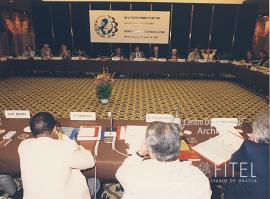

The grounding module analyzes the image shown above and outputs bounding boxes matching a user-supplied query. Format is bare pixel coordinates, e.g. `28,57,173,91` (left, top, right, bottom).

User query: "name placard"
112,57,121,61
4,110,30,119
177,59,186,62
70,112,96,121
211,118,239,127
220,60,229,64
146,114,173,123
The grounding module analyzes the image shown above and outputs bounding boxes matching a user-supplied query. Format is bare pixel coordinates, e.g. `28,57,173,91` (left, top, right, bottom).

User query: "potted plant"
95,68,115,104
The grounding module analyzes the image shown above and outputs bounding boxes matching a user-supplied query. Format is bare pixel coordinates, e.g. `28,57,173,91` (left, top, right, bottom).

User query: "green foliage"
96,81,112,99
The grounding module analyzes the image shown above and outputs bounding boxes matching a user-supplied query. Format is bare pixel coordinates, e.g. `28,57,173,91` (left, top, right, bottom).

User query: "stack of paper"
124,125,147,155
192,131,243,166
77,126,102,141
60,126,102,141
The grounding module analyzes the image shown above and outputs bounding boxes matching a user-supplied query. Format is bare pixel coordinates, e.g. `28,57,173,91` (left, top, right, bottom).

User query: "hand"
138,142,148,156
248,134,258,143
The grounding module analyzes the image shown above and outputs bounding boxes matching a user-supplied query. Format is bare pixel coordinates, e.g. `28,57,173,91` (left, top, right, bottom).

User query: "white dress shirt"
18,137,95,199
116,155,212,199
201,51,216,61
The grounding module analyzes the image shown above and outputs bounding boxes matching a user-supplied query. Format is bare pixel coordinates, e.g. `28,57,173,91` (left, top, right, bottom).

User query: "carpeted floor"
0,76,268,121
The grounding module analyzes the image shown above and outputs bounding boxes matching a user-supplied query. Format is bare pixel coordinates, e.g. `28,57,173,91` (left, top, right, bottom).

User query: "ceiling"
0,0,31,11
0,0,268,14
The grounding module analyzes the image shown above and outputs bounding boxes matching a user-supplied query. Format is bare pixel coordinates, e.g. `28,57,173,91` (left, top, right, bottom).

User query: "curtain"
1,10,35,57
252,16,269,57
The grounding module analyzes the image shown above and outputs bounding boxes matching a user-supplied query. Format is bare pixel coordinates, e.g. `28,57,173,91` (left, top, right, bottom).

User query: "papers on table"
125,125,147,155
77,126,101,141
192,134,243,166
192,118,244,166
60,126,102,141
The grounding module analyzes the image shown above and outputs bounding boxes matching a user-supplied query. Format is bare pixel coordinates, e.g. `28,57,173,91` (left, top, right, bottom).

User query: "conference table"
0,59,269,94
0,117,251,180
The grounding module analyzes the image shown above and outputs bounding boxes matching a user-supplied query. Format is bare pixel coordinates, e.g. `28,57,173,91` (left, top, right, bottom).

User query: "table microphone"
104,112,117,138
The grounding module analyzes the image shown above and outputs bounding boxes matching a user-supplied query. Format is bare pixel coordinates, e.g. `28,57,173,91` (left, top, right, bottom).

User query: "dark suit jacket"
130,51,145,59
225,140,269,199
150,52,159,59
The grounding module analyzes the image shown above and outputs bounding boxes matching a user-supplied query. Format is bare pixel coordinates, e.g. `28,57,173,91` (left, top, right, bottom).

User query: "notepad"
77,126,102,141
192,133,243,166
125,125,147,155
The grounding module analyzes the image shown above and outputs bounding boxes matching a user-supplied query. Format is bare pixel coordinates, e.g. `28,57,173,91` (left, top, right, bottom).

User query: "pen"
188,159,201,161
4,139,12,147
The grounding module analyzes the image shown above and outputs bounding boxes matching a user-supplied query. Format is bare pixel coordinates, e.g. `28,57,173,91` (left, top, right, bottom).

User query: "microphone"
104,112,117,138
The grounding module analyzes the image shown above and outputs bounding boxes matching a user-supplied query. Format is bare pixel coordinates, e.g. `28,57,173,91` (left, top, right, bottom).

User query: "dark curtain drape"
252,16,269,57
1,9,35,56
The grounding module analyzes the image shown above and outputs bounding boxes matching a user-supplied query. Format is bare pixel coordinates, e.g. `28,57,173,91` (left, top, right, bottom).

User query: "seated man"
40,43,53,59
201,48,216,62
116,121,212,199
168,48,178,61
150,46,160,59
73,48,88,59
224,112,269,199
59,44,71,60
257,50,269,67
22,45,35,59
18,112,96,199
130,46,145,60
111,47,125,60
242,50,256,63
188,47,202,61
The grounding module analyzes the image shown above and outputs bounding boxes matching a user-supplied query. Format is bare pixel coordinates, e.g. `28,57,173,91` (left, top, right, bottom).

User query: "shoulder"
18,138,35,153
180,161,208,179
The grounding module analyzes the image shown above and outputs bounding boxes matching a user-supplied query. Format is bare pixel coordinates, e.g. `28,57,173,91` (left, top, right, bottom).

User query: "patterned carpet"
0,76,268,121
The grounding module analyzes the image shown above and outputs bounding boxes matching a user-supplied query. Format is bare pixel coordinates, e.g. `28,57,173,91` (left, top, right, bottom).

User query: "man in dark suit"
130,46,145,60
111,48,125,60
225,112,269,199
150,46,160,59
257,50,269,67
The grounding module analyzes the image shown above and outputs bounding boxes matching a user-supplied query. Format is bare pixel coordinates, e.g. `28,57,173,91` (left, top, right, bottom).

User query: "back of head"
30,112,56,137
252,112,270,144
145,122,180,162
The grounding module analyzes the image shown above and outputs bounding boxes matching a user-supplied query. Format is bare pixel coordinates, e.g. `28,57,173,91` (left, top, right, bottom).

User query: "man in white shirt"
18,112,96,199
201,49,217,62
116,122,212,199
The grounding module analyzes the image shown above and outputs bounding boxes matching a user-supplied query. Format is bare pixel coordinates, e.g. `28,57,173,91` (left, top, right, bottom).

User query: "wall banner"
89,10,170,44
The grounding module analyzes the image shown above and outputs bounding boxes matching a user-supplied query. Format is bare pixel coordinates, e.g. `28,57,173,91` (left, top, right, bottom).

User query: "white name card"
71,57,80,60
220,60,229,63
158,58,167,62
70,112,96,121
104,131,117,137
177,59,186,62
198,59,207,63
112,57,120,61
4,110,30,119
211,118,239,127
146,114,173,123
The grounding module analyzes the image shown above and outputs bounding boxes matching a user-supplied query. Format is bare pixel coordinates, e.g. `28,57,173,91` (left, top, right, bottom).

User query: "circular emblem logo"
94,15,118,38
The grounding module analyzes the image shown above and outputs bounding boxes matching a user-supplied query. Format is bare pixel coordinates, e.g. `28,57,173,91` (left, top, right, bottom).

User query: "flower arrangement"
95,68,115,103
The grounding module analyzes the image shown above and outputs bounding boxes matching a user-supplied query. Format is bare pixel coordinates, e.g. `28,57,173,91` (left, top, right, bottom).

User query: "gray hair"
145,122,180,162
252,112,270,144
